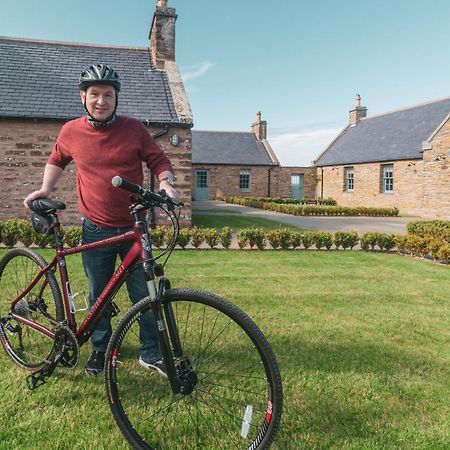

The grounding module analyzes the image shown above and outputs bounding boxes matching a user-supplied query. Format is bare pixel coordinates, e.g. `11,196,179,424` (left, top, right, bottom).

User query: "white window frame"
240,169,250,192
344,166,354,192
381,164,394,193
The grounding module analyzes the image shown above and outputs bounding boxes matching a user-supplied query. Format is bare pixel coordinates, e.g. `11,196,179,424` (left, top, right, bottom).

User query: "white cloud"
180,61,214,81
270,126,343,167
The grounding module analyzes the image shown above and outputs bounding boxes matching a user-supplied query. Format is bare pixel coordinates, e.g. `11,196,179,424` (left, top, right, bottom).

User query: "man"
24,63,176,376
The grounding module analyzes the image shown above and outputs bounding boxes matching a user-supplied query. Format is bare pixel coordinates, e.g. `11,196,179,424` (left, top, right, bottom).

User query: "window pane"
196,171,208,188
382,164,393,192
240,169,250,190
291,175,301,185
344,167,354,192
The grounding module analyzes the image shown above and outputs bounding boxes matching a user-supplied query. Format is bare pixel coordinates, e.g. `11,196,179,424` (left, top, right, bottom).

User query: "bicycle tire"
105,288,283,450
0,248,64,370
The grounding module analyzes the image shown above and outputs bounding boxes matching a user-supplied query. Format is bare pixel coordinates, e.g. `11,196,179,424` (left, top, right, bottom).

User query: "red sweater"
48,116,173,227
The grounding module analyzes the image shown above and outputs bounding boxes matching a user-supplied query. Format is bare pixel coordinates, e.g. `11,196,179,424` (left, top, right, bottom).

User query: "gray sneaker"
139,357,167,378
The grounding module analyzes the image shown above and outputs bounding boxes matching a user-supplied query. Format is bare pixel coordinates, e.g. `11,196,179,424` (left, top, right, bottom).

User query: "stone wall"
271,166,316,199
421,119,450,219
192,165,273,199
191,164,316,200
0,119,192,226
318,160,424,216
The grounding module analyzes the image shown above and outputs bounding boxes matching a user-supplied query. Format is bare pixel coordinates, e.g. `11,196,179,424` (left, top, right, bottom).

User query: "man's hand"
159,180,178,200
23,188,51,209
23,164,64,208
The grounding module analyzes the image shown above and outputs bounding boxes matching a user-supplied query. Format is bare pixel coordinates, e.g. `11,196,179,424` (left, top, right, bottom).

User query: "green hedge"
225,197,399,217
0,219,448,263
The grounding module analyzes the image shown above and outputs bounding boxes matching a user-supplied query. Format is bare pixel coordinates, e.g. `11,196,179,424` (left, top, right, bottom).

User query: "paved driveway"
193,201,422,235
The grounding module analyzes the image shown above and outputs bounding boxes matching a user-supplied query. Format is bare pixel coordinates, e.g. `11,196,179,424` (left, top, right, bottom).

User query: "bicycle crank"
26,325,80,390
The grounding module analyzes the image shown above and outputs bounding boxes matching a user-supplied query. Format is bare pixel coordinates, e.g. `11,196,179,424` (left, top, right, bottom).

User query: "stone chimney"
149,0,178,69
349,94,367,125
251,111,267,141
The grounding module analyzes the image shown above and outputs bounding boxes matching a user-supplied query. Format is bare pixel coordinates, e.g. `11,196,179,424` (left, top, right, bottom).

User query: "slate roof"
0,36,180,124
314,97,450,166
192,130,278,166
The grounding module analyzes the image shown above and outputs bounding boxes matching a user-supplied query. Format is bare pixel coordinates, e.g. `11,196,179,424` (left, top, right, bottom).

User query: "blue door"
290,174,304,199
195,170,209,200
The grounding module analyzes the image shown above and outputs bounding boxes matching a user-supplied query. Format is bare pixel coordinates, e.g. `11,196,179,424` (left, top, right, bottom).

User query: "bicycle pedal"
26,372,47,391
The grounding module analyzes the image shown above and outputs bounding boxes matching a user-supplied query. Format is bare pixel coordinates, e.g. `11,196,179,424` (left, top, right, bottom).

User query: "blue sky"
1,0,450,165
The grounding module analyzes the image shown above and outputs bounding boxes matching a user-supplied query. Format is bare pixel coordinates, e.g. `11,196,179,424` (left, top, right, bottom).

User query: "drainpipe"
320,167,324,199
148,124,170,228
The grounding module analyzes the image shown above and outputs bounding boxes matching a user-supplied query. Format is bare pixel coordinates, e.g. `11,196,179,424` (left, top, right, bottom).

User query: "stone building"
314,95,450,219
192,112,316,200
0,0,192,225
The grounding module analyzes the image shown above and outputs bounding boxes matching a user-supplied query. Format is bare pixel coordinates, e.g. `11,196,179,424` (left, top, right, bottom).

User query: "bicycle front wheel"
0,248,64,370
105,288,283,450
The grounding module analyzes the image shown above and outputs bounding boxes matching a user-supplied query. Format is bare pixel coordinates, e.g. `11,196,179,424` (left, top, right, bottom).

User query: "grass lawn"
0,249,449,449
192,213,302,231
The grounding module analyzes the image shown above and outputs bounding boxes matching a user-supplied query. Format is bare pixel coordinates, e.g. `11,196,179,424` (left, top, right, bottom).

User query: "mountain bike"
0,176,283,450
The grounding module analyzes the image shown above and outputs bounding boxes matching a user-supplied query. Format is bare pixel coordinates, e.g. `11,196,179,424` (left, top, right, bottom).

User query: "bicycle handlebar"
111,176,183,208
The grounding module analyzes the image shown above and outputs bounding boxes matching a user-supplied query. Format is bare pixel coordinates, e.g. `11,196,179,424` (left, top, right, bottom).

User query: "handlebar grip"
112,176,146,196
112,176,165,204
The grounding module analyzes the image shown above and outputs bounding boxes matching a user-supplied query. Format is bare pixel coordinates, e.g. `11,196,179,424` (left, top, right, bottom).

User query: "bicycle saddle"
29,198,66,213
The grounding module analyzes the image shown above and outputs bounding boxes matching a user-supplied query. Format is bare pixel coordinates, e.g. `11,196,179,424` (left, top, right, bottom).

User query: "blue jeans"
81,217,160,362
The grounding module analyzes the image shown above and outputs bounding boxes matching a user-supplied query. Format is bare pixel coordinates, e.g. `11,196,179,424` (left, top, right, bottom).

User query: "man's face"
80,84,117,121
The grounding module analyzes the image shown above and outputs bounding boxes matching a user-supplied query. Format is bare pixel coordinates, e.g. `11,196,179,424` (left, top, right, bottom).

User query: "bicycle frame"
9,216,156,348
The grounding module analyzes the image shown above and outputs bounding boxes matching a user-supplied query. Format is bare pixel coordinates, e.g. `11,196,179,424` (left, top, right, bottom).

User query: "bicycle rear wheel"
105,288,283,450
0,248,64,370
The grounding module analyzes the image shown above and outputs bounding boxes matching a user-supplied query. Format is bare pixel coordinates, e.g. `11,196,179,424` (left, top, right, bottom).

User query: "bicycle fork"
150,277,197,395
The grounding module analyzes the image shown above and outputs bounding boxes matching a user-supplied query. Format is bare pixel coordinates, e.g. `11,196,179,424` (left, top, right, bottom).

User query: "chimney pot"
349,94,367,125
252,111,267,141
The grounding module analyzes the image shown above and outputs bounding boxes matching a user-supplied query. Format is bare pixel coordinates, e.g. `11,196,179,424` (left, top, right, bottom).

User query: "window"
240,169,250,191
344,166,354,192
381,164,394,193
196,170,208,188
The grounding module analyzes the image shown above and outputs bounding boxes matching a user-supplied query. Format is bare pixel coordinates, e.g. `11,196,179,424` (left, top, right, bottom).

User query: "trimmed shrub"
360,232,379,251
64,225,82,248
246,227,266,250
278,228,293,250
149,225,166,249
334,231,359,250
407,220,450,242
225,197,399,217
437,243,450,263
377,233,396,251
266,230,282,249
204,228,220,249
290,231,302,249
312,231,333,250
406,235,428,257
191,227,204,249
237,229,249,249
301,231,314,249
395,235,408,254
16,219,34,247
176,228,191,249
220,227,232,250
2,220,20,248
33,230,54,248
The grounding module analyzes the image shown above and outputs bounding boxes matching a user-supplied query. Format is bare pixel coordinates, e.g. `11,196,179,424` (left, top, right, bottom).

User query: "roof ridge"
193,129,252,135
360,95,450,122
0,35,148,51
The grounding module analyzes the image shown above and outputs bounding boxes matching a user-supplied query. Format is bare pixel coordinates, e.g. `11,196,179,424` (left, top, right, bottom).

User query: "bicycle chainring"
55,325,80,368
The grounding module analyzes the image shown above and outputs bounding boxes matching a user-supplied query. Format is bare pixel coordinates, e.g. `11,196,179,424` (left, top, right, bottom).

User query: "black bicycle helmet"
78,64,121,92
